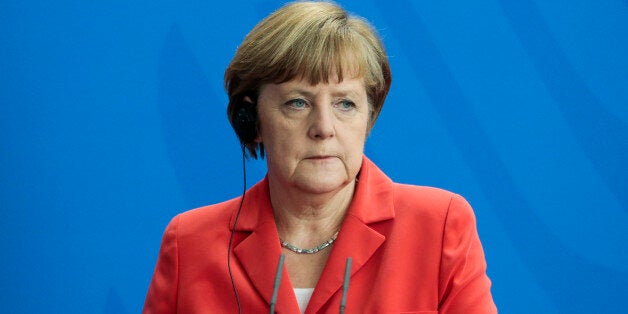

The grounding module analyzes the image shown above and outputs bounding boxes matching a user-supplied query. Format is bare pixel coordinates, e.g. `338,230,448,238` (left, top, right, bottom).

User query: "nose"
308,105,335,140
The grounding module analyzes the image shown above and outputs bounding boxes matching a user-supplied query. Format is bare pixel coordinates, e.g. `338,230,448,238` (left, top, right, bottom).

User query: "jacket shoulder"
391,183,467,222
173,196,241,235
393,183,455,203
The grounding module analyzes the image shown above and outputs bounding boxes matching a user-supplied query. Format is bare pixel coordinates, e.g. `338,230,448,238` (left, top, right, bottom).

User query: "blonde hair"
225,1,392,158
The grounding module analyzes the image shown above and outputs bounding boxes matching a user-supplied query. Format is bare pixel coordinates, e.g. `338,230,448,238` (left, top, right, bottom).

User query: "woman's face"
256,76,370,195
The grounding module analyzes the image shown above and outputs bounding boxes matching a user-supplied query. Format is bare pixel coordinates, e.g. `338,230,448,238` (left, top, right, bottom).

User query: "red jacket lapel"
231,177,300,313
230,157,395,313
306,157,395,313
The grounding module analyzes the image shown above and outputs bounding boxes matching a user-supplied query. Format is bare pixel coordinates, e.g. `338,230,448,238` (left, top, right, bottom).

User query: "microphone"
269,254,352,313
339,257,352,314
269,254,285,314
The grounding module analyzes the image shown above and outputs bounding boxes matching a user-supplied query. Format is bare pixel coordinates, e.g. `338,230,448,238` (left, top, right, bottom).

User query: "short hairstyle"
225,1,392,159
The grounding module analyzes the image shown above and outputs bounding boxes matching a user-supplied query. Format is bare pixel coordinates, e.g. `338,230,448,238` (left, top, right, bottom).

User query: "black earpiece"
232,101,258,145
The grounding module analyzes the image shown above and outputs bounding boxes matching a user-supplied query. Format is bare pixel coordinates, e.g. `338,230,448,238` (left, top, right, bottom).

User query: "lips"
305,155,337,160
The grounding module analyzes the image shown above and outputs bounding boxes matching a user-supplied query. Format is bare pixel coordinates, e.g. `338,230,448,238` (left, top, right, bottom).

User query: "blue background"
1,0,627,313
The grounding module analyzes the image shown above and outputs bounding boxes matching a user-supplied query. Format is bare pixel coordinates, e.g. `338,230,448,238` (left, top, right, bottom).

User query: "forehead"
260,76,367,99
268,45,375,87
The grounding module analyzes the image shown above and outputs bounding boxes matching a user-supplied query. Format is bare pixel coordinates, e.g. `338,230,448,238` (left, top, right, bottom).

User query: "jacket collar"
230,156,395,312
228,156,395,230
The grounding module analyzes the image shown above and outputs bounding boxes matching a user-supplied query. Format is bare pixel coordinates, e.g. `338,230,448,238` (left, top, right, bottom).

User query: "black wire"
227,146,247,314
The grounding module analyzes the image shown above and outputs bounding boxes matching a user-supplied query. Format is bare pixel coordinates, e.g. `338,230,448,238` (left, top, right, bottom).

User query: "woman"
144,1,496,313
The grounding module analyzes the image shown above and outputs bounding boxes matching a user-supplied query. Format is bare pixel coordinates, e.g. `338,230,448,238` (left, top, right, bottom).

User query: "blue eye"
288,99,307,109
337,100,356,111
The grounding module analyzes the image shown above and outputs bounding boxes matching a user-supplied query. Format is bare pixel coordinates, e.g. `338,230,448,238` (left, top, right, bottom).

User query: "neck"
269,179,355,246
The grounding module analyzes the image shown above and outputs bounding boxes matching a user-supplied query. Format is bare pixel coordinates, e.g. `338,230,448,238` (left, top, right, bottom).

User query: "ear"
232,95,259,145
254,107,263,144
242,95,263,143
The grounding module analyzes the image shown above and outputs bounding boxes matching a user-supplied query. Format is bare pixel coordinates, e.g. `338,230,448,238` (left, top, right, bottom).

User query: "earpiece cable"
227,145,247,314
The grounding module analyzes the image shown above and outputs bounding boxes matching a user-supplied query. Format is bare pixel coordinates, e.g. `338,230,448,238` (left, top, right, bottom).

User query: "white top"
293,288,315,314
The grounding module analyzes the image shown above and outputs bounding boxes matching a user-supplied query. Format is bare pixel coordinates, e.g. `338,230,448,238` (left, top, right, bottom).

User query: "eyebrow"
281,87,363,100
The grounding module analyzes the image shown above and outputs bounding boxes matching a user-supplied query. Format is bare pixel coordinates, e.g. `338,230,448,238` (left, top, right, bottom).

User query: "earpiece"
232,101,258,145
228,98,258,313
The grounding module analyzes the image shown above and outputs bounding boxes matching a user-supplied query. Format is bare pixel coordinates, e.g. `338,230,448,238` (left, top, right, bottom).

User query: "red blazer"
144,157,496,313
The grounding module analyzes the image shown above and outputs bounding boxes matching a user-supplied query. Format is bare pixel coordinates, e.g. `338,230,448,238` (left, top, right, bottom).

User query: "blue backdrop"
2,0,627,313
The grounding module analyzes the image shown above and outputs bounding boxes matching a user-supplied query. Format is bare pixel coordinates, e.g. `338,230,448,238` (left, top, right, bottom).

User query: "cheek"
260,124,299,158
346,122,369,146
256,113,280,145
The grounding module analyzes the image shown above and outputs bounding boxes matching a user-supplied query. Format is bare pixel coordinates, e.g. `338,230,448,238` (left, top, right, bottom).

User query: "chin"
294,174,350,194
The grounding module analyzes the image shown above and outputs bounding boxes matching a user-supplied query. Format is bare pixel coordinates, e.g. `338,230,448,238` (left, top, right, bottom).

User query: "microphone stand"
269,255,352,313
269,254,285,314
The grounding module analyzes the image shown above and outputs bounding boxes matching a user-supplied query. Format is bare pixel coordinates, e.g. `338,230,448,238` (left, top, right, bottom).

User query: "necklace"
280,231,339,254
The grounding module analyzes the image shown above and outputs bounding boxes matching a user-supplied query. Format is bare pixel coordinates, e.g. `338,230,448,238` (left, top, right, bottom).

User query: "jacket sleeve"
438,194,497,313
143,215,180,314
